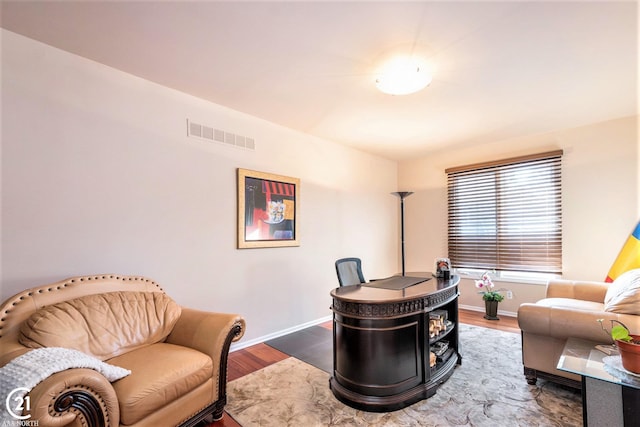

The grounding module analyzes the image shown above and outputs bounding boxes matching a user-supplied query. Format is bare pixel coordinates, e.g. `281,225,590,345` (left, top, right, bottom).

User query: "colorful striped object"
606,220,640,282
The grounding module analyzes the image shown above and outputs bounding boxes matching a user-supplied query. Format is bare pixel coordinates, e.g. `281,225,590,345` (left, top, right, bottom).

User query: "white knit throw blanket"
0,347,131,423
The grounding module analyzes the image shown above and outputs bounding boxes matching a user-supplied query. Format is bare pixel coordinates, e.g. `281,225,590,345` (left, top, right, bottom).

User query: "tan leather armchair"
518,278,639,387
0,274,245,427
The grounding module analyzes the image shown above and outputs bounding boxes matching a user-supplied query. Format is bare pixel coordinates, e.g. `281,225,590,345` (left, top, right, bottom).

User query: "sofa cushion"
109,342,213,425
535,297,605,312
19,291,181,360
518,298,611,341
605,268,640,315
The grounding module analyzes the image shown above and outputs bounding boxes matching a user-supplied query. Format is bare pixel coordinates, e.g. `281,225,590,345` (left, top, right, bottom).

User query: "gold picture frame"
237,168,300,249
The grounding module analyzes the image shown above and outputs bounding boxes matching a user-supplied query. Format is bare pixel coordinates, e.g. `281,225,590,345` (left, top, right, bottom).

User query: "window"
446,150,562,274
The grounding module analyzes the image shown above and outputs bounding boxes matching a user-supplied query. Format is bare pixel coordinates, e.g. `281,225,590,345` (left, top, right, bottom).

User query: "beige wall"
2,29,638,340
399,116,639,313
0,30,399,346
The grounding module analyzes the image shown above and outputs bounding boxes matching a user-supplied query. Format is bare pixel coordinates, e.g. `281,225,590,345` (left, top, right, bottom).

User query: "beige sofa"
517,278,640,387
0,274,245,427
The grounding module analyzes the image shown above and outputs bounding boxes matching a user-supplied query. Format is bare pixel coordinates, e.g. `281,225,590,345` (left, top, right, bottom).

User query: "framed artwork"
237,168,300,248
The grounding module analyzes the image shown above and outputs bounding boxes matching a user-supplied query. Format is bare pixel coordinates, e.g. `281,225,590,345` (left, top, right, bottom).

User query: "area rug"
226,324,582,426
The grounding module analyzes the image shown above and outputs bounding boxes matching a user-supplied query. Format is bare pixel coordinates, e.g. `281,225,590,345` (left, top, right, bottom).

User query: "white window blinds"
446,150,563,274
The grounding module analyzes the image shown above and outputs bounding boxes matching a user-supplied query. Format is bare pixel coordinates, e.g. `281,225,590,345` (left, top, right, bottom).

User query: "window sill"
454,269,558,286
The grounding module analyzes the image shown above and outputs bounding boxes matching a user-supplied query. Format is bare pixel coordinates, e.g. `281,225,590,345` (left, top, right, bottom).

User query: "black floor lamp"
392,191,413,276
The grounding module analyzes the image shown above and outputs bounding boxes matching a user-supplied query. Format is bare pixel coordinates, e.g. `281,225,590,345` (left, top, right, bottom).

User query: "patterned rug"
226,324,582,426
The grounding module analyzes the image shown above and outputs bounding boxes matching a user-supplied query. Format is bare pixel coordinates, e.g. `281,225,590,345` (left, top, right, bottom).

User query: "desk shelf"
429,322,454,344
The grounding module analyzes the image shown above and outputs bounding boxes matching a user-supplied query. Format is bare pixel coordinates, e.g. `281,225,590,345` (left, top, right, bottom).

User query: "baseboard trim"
459,304,517,318
230,314,333,352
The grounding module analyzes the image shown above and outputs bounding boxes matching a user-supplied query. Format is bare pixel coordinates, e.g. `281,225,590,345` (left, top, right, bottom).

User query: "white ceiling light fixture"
375,56,432,96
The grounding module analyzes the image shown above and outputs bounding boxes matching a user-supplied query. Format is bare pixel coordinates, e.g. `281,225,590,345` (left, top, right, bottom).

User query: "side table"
557,337,640,427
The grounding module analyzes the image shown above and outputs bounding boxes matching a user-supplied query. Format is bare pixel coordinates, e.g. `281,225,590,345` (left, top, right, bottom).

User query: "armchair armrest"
165,309,244,408
26,368,119,426
166,308,245,360
546,279,609,302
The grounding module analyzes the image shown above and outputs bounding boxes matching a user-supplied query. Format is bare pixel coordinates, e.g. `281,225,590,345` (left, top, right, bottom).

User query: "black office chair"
335,257,366,286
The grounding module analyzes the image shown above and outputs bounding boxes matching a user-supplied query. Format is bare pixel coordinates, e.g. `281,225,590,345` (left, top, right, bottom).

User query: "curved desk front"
329,273,460,412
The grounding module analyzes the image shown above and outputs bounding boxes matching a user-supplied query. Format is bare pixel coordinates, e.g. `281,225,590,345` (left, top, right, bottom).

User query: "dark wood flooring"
209,309,519,427
264,325,333,373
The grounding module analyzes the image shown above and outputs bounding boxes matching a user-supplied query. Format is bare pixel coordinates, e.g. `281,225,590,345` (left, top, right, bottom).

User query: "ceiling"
1,1,637,161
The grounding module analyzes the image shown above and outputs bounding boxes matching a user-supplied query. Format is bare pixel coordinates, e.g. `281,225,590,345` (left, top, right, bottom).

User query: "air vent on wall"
186,119,255,151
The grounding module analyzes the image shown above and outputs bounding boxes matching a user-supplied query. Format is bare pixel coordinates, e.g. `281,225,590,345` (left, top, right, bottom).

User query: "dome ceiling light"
375,56,432,96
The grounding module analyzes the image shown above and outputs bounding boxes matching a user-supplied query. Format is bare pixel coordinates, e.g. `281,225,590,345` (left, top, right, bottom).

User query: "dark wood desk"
329,272,460,412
